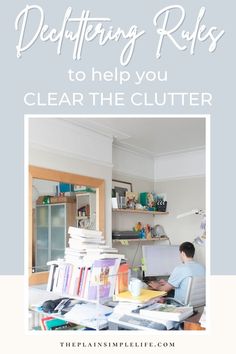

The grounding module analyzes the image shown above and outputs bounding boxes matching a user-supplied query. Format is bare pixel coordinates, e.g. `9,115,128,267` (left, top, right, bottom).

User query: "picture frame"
112,179,133,196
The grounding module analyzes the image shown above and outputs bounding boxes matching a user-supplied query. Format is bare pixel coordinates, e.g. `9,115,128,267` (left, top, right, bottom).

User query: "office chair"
165,276,206,309
186,276,206,308
163,276,206,330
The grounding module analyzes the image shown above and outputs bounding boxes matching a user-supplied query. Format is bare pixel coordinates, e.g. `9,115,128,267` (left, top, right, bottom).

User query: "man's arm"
148,279,174,292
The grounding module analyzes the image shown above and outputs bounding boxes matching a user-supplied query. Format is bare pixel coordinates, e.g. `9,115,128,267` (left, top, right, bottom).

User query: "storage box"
59,183,74,193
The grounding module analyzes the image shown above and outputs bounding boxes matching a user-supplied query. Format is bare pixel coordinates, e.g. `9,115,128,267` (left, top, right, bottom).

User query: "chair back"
185,276,206,308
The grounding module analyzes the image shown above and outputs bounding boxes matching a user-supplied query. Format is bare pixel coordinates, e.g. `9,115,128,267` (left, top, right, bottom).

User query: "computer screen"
142,245,181,276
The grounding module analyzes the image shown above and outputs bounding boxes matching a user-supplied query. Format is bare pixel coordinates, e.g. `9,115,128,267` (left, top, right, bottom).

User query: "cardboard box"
50,196,75,204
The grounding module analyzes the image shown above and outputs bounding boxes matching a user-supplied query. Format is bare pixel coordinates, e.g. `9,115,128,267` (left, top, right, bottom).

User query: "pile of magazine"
139,303,193,322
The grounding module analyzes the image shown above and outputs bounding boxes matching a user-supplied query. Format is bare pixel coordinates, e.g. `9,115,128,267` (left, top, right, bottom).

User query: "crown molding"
154,146,205,158
113,141,155,159
113,168,205,183
114,142,205,160
154,174,205,183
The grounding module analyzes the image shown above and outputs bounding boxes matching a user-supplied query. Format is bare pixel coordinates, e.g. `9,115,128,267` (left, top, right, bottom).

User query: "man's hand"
148,280,160,290
158,279,167,286
148,279,174,293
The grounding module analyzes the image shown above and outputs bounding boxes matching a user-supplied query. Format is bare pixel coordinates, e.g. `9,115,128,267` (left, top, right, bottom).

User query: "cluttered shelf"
112,209,169,215
29,290,111,330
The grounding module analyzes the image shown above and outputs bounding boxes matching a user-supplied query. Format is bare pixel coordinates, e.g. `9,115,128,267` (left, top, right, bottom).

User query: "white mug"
128,278,142,297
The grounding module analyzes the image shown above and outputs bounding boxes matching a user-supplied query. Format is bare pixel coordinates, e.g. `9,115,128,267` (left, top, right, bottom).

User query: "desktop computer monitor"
142,245,181,277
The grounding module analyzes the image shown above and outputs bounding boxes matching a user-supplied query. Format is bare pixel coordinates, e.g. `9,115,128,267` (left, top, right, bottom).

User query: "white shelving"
76,192,96,229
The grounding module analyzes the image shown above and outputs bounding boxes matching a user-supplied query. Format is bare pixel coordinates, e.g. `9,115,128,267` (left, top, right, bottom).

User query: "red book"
40,316,54,330
115,263,129,294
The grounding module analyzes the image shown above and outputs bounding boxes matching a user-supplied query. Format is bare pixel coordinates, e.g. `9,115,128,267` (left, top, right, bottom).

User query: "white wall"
155,149,205,181
153,149,206,266
112,145,154,181
29,118,113,167
154,177,206,265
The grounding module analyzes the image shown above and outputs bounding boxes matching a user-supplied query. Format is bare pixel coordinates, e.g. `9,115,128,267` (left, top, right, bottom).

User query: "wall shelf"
112,208,169,215
112,236,169,243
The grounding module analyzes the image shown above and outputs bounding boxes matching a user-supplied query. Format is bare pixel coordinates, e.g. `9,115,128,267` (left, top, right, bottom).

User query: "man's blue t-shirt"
168,261,205,304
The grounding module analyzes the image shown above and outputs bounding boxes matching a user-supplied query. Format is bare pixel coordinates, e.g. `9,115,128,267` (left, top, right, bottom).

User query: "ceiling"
63,117,206,157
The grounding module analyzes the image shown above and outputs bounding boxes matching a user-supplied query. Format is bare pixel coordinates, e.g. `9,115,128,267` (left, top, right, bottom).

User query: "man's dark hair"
179,242,195,258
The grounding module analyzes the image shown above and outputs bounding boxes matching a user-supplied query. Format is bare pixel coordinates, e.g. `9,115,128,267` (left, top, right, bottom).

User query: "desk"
184,311,205,331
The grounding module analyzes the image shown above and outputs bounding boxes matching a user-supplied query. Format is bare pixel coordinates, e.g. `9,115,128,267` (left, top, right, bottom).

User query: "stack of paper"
67,227,105,252
64,302,113,329
65,227,124,263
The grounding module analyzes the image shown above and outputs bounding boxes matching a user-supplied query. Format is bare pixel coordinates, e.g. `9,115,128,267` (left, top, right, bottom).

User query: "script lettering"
153,5,225,59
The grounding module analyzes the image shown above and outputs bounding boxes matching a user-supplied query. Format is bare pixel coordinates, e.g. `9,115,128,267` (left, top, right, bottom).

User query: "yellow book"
113,289,166,304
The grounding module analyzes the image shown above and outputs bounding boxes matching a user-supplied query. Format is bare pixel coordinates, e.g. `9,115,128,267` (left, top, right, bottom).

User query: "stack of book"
40,317,67,330
65,226,121,263
40,316,84,330
47,227,126,301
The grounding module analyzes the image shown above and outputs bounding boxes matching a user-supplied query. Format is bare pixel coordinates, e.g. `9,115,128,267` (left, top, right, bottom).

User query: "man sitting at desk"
148,242,205,304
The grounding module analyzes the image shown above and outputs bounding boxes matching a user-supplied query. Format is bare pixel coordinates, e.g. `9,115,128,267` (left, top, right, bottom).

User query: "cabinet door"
35,205,49,272
50,204,66,260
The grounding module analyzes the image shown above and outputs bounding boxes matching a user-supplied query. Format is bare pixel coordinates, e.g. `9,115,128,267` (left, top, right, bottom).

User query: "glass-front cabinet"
35,203,75,272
